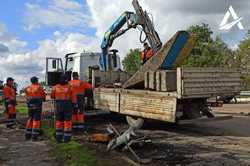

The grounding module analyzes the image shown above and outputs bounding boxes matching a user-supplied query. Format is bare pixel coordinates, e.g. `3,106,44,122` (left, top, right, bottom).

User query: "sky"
0,0,249,89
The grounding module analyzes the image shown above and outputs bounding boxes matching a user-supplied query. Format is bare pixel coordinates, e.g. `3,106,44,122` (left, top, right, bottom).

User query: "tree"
235,30,250,90
184,23,232,67
235,30,250,70
122,49,141,74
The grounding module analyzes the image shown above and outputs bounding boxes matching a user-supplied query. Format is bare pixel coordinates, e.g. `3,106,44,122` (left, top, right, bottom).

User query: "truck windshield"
66,57,74,71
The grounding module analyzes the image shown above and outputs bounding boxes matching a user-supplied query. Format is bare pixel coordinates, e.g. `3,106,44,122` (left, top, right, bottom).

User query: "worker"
69,72,89,133
141,42,154,65
3,77,17,129
51,74,72,143
24,76,46,141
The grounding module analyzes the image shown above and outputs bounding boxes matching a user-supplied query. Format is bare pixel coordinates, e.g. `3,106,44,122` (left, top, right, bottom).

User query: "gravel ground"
1,103,250,166
0,124,57,166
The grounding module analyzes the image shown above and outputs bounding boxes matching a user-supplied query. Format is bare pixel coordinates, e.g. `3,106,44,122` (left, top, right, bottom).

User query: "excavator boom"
100,0,162,71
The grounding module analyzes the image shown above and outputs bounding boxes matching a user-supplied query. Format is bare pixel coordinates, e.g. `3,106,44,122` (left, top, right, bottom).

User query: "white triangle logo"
219,5,244,30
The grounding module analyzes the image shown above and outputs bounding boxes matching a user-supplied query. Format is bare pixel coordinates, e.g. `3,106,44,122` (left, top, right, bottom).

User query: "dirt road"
82,103,250,166
0,123,57,166
0,103,250,166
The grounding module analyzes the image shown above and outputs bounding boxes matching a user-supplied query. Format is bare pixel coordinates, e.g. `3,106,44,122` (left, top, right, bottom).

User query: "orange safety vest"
82,81,92,90
69,80,85,103
51,84,72,100
25,83,46,99
141,48,154,63
3,85,16,100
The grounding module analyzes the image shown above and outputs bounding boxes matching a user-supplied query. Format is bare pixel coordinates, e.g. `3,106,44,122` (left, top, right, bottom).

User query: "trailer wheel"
126,116,144,129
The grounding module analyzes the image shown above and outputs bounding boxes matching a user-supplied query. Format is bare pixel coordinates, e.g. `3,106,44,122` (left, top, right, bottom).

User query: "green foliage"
236,31,250,90
122,49,141,74
184,23,232,67
16,103,28,115
42,124,96,166
241,75,250,90
55,142,96,166
235,31,250,70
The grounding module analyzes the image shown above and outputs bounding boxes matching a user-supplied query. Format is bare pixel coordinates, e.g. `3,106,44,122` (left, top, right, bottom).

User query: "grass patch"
16,103,28,115
42,124,97,166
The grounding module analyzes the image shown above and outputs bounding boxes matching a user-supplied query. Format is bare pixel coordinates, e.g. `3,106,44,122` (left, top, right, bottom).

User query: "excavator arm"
100,11,137,70
100,0,162,71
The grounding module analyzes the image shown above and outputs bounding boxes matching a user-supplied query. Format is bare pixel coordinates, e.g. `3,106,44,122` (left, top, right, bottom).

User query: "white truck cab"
46,51,121,86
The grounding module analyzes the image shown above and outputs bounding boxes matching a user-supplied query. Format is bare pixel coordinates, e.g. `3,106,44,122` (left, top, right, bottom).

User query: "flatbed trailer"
94,67,241,123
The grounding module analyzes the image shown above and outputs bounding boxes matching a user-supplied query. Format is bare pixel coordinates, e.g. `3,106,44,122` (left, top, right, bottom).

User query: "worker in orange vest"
3,77,17,129
140,42,154,65
69,72,91,133
24,76,46,141
51,74,72,143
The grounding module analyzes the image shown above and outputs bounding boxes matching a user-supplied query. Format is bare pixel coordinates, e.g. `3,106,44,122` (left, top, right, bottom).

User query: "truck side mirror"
52,60,57,69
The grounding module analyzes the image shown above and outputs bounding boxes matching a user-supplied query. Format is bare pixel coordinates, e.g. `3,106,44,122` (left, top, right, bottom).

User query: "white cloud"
86,0,250,56
54,0,82,10
0,29,98,89
24,0,87,31
3,0,250,89
0,22,27,52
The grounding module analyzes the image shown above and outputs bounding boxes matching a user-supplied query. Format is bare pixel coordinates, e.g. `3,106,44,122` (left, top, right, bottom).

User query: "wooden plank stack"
144,70,177,92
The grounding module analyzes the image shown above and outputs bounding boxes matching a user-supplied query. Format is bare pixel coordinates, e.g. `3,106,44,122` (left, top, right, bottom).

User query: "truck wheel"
126,116,144,129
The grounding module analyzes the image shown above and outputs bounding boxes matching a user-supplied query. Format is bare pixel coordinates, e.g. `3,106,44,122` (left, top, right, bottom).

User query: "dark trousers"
55,100,72,143
25,99,43,140
4,100,16,128
72,94,85,132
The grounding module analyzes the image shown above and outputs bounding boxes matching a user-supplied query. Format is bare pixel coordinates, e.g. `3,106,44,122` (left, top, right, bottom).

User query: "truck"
93,67,241,123
45,51,121,86
45,0,241,125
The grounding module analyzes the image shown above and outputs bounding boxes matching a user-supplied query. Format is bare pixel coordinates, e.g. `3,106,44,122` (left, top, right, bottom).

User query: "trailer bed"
94,88,177,122
93,67,241,123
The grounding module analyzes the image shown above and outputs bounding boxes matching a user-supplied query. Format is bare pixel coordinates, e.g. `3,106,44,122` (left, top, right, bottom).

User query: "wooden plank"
177,68,182,98
182,73,241,78
94,89,120,112
123,31,196,89
183,82,241,88
92,70,131,87
144,72,149,89
94,88,177,122
183,78,242,83
148,71,156,90
181,67,241,73
120,92,177,122
156,71,161,91
121,89,178,98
